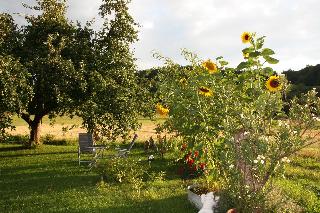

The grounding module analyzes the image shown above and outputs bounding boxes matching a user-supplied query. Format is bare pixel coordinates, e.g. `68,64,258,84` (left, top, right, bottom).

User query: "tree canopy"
0,0,147,146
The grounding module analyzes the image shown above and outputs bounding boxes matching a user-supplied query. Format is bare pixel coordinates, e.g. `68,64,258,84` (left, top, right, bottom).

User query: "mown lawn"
275,142,320,213
0,143,196,213
1,115,320,212
1,142,320,212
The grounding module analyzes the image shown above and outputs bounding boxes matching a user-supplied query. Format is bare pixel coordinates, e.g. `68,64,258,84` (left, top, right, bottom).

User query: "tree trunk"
21,113,43,147
29,119,41,147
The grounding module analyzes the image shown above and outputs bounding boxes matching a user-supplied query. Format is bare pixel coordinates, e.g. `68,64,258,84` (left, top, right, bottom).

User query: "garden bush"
156,32,320,212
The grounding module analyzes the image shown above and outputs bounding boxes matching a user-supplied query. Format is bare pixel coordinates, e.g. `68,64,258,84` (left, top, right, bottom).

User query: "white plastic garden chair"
115,134,138,157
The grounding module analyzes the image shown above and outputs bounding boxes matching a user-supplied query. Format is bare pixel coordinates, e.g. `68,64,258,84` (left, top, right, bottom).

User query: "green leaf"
219,60,229,66
237,62,249,70
249,51,260,57
263,55,279,64
256,36,265,49
262,67,274,75
216,56,223,60
261,48,275,56
242,48,252,54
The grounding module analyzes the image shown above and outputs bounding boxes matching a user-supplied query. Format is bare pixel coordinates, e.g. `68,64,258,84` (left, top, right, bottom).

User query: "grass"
0,143,197,213
275,142,320,213
1,142,319,213
2,117,320,212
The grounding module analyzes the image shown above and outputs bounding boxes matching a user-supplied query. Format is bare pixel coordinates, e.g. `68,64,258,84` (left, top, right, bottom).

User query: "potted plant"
187,183,220,211
156,32,320,212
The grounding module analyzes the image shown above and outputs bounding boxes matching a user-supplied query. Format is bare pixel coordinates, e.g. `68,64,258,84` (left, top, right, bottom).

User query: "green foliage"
283,64,320,101
0,0,147,146
284,64,320,87
72,0,152,140
40,133,77,145
97,157,148,184
0,55,31,140
156,33,320,212
1,134,29,144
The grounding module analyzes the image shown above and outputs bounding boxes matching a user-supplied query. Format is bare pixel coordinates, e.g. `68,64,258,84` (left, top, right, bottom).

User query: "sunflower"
266,75,281,92
241,32,251,43
202,59,218,74
156,103,169,116
198,86,213,97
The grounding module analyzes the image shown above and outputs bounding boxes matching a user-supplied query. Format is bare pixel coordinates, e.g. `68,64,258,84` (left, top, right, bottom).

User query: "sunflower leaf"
242,48,252,54
219,60,229,66
237,62,249,70
263,55,279,64
249,51,260,57
261,48,275,56
256,36,266,49
262,67,274,75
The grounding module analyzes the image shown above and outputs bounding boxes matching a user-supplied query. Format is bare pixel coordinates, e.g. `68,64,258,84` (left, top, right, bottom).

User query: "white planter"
187,185,220,212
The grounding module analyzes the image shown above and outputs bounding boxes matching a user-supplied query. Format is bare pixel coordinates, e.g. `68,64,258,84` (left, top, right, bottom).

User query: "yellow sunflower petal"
198,86,213,97
266,76,282,92
156,103,169,116
202,60,218,74
241,32,251,44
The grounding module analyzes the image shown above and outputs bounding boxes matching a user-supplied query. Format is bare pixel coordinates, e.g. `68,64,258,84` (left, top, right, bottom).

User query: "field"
1,117,320,212
6,116,165,142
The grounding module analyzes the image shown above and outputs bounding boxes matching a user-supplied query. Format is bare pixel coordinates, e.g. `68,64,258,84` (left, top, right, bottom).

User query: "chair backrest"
127,134,138,151
79,133,94,153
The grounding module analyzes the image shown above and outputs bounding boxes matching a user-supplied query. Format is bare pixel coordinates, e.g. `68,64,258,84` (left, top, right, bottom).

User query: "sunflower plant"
156,33,320,212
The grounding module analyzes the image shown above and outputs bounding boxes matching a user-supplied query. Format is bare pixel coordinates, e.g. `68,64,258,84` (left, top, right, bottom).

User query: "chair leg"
78,148,80,166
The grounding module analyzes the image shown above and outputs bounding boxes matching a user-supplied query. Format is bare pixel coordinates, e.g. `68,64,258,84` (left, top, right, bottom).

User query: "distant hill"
283,64,320,98
283,64,320,86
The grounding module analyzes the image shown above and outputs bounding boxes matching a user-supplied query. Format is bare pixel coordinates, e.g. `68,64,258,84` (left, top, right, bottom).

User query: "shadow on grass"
0,150,77,158
0,145,29,152
0,144,77,158
79,195,196,213
0,161,99,196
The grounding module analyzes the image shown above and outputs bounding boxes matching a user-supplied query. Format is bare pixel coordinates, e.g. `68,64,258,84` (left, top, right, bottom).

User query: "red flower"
194,151,199,158
185,151,192,160
199,162,206,170
187,158,194,166
192,165,197,171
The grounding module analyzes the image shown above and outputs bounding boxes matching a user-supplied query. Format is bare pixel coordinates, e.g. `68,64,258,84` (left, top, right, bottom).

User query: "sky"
1,0,320,72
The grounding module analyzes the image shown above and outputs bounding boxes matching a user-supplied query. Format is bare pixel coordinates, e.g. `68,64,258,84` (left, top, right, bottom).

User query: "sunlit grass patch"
0,144,196,213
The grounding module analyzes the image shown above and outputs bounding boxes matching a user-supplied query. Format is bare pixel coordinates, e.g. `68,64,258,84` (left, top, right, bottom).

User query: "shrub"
156,33,320,212
96,157,149,184
3,134,28,144
41,134,77,146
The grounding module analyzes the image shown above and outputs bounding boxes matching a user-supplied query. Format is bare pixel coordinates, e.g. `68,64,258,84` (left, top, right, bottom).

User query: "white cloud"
129,0,320,71
1,0,319,71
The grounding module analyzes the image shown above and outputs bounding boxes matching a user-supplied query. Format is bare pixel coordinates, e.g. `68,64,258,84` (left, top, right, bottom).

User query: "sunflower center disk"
270,79,280,88
200,88,210,93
